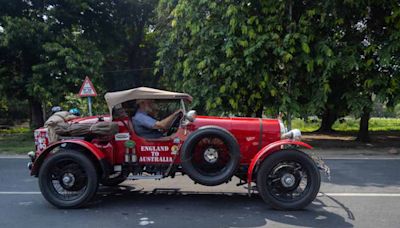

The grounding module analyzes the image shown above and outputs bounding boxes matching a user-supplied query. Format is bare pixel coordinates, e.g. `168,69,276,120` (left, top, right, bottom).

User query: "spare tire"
181,126,240,186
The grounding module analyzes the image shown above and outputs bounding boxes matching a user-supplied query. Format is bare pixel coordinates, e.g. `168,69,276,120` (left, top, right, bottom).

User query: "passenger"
50,106,62,115
68,108,81,116
133,100,181,139
44,108,79,143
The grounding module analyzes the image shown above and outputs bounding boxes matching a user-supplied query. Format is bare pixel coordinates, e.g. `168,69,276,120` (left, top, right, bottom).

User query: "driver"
133,99,182,138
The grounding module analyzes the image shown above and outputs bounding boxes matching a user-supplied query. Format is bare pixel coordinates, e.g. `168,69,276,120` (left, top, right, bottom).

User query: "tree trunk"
357,107,370,142
255,106,263,118
317,108,337,132
30,98,44,129
286,112,292,131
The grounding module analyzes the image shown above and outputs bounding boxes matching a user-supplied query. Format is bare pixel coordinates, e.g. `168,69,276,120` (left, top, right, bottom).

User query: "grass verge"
292,117,400,132
1,118,400,154
0,132,34,154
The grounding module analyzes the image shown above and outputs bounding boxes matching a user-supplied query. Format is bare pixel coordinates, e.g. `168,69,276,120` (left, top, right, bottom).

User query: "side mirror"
185,110,197,122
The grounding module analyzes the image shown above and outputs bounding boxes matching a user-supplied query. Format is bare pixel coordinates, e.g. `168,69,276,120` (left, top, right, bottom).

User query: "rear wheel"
256,149,320,210
38,150,99,208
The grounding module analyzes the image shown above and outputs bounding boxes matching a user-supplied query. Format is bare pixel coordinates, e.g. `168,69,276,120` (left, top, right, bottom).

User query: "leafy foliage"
155,0,400,141
156,0,340,117
0,0,399,142
0,0,157,127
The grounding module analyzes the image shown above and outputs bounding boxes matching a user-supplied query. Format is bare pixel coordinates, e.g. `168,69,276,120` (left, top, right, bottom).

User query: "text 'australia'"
139,156,173,163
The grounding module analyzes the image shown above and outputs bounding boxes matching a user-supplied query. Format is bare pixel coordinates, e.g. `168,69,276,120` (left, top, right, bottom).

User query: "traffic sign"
78,76,97,97
78,76,97,116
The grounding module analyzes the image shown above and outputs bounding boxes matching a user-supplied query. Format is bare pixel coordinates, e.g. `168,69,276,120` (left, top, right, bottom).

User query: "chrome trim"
278,119,287,136
281,129,302,140
185,110,197,122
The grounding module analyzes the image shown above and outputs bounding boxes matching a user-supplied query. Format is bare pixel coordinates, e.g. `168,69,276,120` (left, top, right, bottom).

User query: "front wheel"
256,149,321,210
38,150,99,208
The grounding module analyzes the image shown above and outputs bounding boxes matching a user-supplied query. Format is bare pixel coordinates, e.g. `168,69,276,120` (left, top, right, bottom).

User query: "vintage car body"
28,87,327,210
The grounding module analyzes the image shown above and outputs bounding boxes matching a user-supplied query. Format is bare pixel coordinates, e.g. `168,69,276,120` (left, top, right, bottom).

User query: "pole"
88,96,92,116
286,0,293,131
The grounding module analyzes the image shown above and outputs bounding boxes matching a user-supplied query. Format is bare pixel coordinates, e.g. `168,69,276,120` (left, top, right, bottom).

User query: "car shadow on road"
89,186,353,228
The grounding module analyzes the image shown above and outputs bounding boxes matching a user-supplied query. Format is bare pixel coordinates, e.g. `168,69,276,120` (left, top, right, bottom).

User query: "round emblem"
171,145,179,155
124,140,136,148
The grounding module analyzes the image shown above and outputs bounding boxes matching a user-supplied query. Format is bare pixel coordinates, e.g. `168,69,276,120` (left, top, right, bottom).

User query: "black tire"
38,150,99,209
181,127,240,186
100,175,126,186
256,149,321,210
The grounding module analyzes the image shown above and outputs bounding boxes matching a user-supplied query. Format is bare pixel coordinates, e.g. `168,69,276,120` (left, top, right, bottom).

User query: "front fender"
247,139,313,185
31,140,106,177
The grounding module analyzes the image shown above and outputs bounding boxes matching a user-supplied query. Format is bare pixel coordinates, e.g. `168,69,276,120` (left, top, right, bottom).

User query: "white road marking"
319,193,400,197
0,156,28,159
1,191,400,197
0,192,41,194
321,156,400,160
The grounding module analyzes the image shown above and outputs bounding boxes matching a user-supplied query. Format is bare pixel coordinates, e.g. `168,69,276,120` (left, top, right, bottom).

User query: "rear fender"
31,140,109,178
247,139,313,185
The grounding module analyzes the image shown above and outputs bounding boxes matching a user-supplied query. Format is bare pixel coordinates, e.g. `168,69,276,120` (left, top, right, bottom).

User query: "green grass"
0,132,34,154
292,117,400,132
1,118,399,154
291,119,320,132
0,127,30,134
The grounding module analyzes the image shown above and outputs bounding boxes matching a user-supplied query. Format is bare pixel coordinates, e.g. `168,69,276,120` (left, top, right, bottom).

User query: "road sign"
78,76,97,116
78,76,97,97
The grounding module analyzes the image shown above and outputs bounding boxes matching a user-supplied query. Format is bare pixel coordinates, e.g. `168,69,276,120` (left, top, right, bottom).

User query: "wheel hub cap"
204,148,218,163
62,173,75,187
281,173,295,188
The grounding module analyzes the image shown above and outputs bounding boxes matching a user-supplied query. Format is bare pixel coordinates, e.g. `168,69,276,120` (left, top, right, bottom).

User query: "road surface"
0,155,399,228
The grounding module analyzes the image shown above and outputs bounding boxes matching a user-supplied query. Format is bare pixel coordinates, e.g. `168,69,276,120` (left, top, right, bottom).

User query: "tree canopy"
155,0,400,141
0,0,399,142
0,0,157,128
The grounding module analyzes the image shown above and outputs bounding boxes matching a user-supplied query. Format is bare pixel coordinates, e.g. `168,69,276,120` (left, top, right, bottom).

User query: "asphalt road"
0,156,400,228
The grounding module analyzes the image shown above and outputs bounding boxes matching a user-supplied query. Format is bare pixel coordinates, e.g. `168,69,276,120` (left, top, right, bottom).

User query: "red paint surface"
33,114,311,182
246,140,313,184
31,139,106,175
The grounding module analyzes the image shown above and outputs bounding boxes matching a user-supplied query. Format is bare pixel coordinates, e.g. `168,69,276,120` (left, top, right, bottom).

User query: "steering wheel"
166,111,183,136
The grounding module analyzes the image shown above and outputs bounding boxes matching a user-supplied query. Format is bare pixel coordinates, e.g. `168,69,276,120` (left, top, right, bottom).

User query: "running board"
127,174,163,180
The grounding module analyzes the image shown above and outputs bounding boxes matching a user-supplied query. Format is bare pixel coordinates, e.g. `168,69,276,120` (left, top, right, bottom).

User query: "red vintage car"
28,87,329,210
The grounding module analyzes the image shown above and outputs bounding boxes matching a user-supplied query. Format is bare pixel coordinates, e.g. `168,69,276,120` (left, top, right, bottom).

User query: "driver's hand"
174,109,184,115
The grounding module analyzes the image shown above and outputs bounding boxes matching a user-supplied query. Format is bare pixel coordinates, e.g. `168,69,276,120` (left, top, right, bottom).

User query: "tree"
156,0,400,142
337,0,400,141
0,0,158,127
155,0,338,120
0,2,105,127
45,0,158,90
0,16,50,128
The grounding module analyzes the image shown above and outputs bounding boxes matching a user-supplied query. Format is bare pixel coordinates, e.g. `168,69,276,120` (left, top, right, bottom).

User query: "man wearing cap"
133,100,182,139
44,109,79,143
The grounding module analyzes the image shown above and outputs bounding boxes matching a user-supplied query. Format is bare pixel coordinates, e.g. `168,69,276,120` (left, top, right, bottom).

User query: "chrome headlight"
281,129,302,140
185,110,197,122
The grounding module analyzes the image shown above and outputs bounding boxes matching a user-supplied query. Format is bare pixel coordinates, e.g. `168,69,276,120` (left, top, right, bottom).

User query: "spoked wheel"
181,127,240,186
256,149,320,210
38,150,98,208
